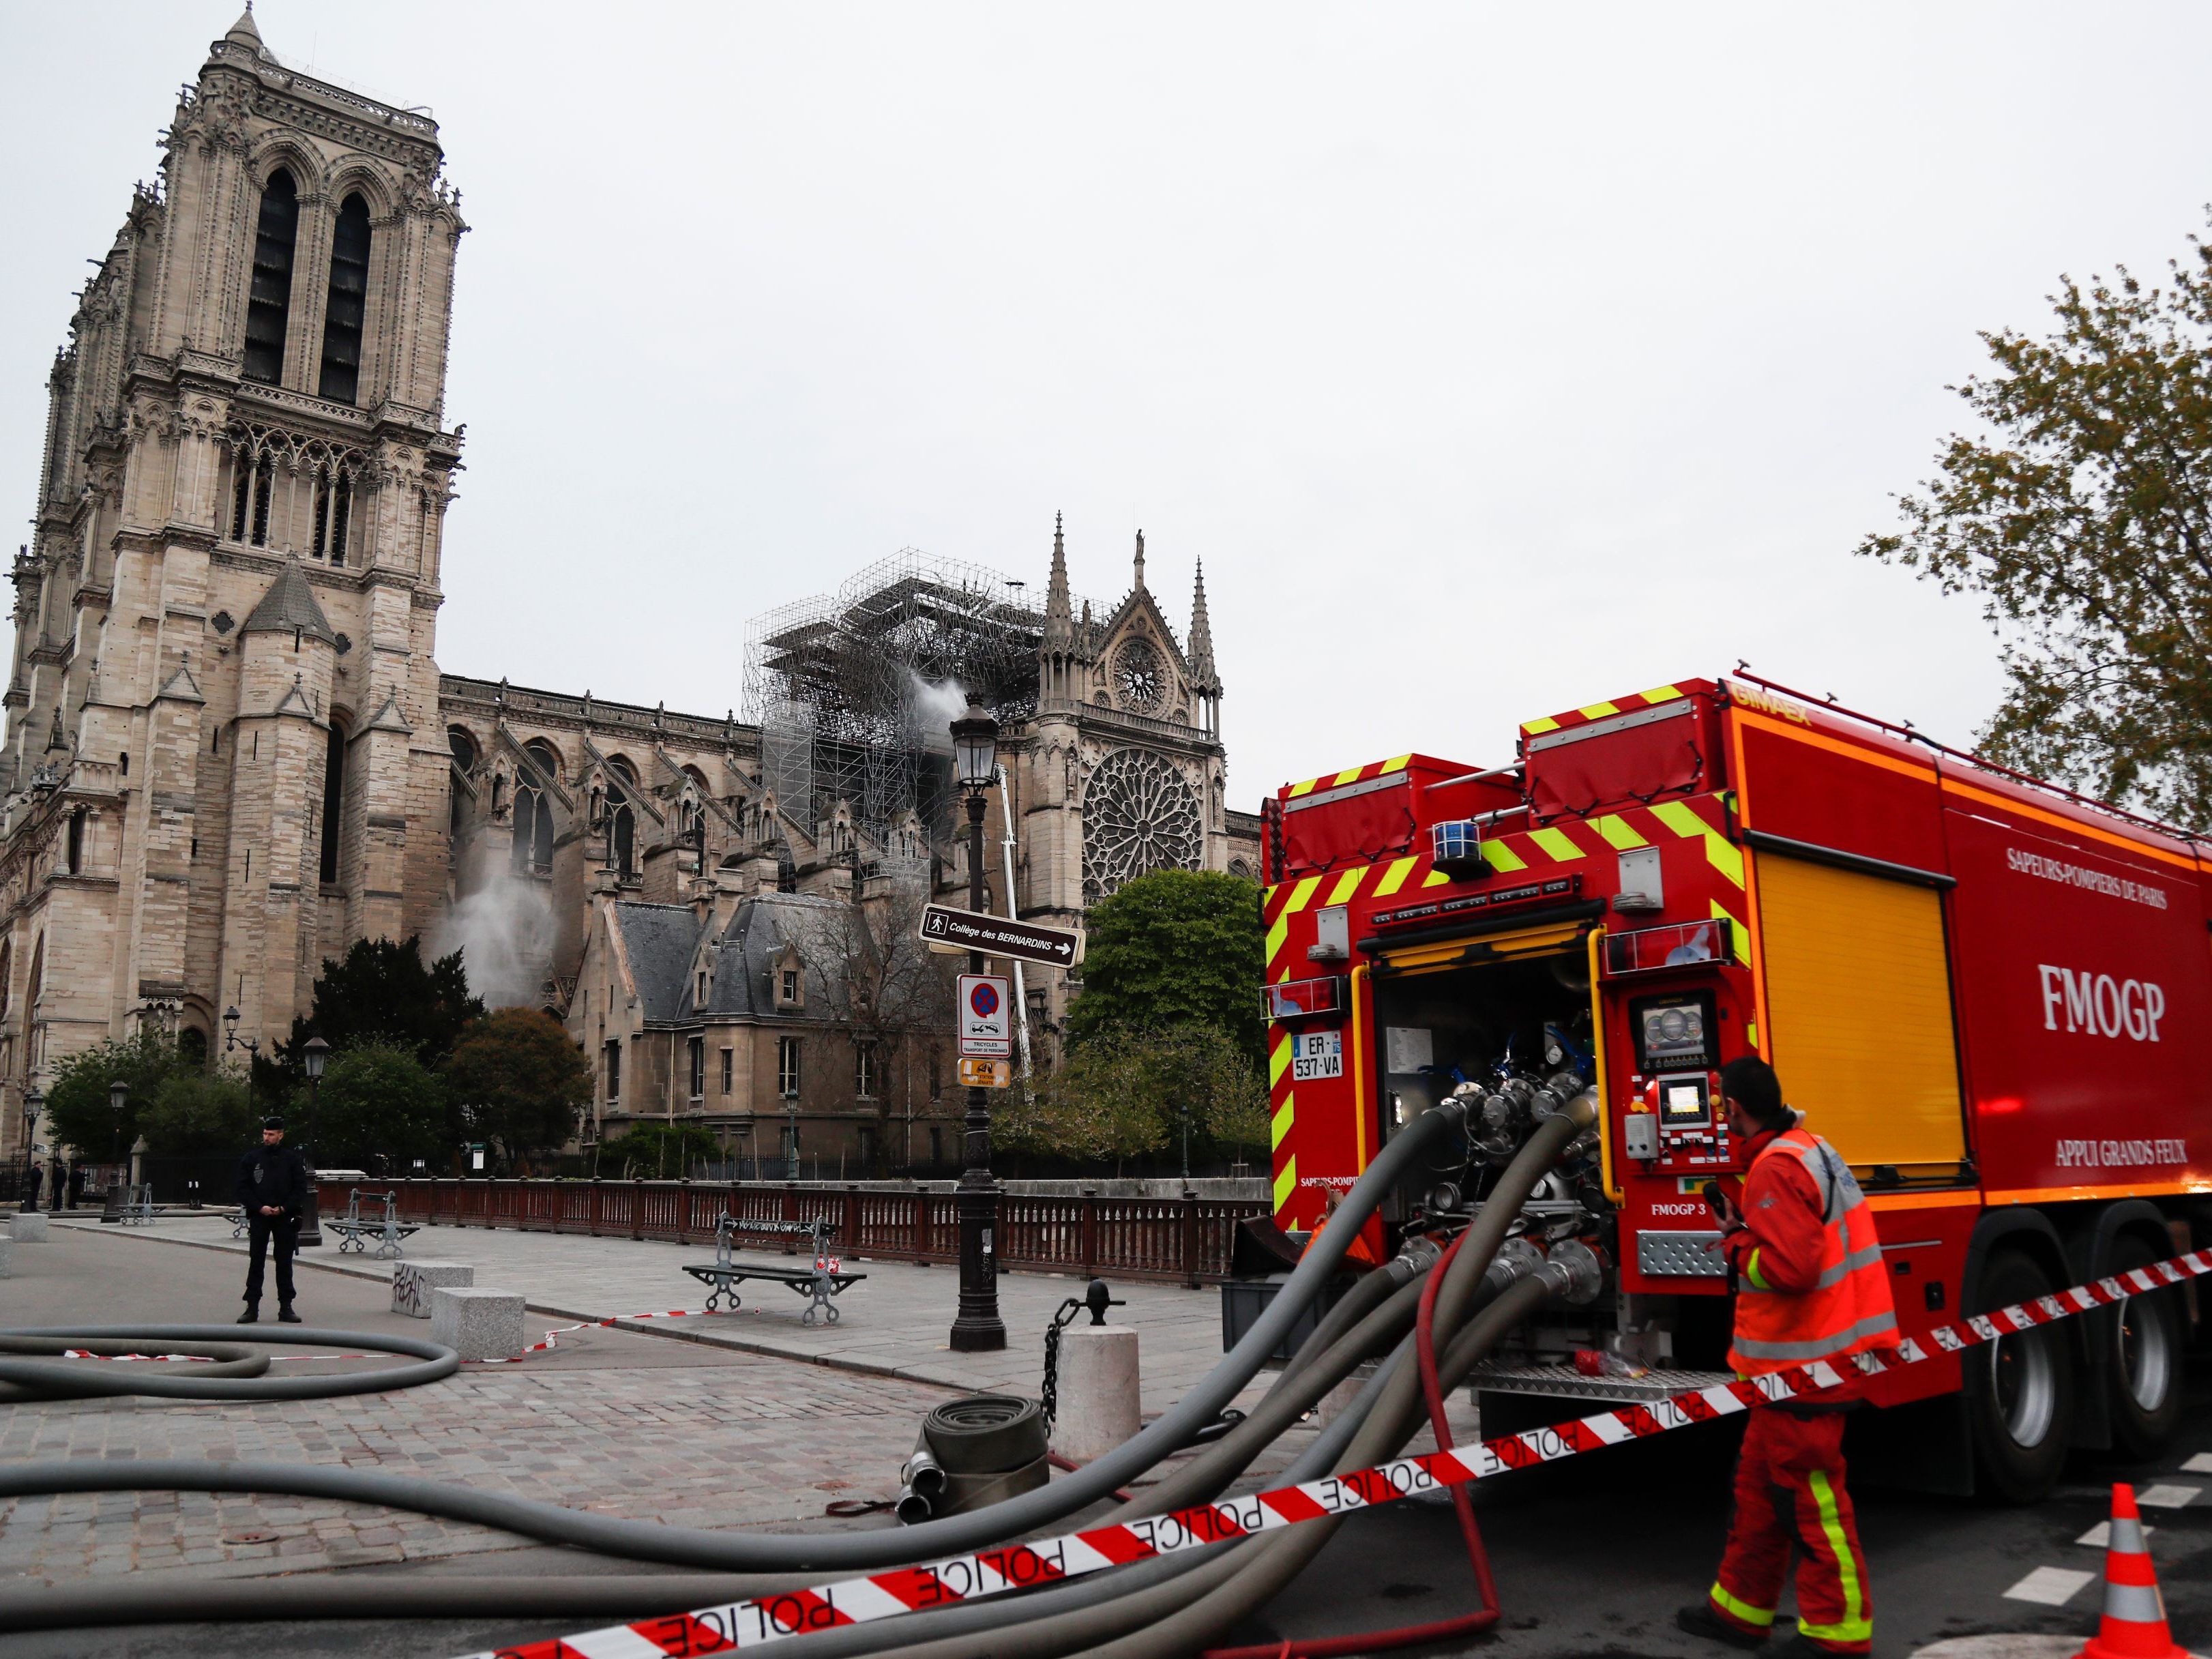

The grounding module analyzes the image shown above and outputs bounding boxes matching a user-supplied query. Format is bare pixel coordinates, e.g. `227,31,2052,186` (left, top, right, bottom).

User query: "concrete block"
9,1212,50,1244
0,1237,12,1277
1048,1324,1142,1463
430,1287,526,1362
392,1259,473,1318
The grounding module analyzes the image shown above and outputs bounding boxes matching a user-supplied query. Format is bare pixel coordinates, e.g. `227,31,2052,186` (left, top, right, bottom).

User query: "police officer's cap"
262,1115,286,1132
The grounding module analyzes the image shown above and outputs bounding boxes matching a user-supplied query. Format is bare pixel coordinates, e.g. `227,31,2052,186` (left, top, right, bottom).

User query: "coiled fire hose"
0,1091,1599,1647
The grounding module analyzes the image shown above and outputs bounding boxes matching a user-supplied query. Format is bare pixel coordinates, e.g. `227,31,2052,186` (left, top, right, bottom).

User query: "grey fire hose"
756,1094,1601,1659
0,1096,1477,1633
0,1327,459,1403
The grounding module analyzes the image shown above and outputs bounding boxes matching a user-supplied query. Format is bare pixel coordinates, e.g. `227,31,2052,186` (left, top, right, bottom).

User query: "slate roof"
241,560,337,646
611,892,846,1027
611,902,698,1025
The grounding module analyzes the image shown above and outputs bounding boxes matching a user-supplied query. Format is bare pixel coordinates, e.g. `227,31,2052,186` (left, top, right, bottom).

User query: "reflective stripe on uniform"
1709,1582,1776,1628
1802,1468,1870,1645
1743,1248,1772,1292
1734,1309,1900,1363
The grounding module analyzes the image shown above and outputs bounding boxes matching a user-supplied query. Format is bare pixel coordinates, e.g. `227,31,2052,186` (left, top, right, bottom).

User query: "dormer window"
782,969,798,1001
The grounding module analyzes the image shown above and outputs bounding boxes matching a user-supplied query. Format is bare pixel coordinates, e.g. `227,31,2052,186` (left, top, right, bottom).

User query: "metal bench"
683,1216,866,1325
323,1188,420,1259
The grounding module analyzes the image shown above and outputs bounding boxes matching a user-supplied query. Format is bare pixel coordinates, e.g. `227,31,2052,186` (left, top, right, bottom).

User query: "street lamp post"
782,1087,800,1182
108,1078,128,1189
222,1005,259,1101
301,1036,329,1170
19,1086,40,1212
947,702,1006,1352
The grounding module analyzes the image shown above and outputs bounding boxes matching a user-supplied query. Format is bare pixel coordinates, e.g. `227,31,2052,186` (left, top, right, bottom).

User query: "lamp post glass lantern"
301,1035,329,1171
108,1078,128,1173
948,702,1006,1352
20,1085,40,1205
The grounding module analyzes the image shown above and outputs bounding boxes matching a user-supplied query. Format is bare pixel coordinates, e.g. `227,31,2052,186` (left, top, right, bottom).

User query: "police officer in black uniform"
237,1116,308,1324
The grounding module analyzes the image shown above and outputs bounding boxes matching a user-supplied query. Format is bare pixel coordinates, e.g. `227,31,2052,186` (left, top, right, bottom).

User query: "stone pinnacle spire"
1042,510,1074,651
1132,529,1146,592
1188,558,1220,693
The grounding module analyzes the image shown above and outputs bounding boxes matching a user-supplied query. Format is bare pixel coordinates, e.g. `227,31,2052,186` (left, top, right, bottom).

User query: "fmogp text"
467,1252,2212,1659
2037,966,2167,1041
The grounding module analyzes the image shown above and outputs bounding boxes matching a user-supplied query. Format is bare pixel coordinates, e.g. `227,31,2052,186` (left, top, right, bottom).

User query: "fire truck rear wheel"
2104,1235,2184,1460
1964,1250,2076,1503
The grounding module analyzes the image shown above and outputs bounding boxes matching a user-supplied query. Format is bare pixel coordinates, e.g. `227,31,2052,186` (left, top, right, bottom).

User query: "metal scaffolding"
744,550,1088,843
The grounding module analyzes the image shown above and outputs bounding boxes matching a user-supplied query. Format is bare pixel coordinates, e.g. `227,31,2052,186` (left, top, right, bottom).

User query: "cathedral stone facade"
3,12,1258,1175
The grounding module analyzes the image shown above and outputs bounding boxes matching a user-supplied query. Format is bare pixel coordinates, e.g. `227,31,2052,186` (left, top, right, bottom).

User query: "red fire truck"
1260,673,2211,1498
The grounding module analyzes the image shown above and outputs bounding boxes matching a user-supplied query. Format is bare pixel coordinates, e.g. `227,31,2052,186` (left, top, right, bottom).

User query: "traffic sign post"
958,973,1013,1058
919,903,1084,970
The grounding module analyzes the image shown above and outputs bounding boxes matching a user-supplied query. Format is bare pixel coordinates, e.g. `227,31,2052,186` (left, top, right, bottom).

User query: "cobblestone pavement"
5,1220,1357,1604
0,1227,949,1589
48,1209,1235,1410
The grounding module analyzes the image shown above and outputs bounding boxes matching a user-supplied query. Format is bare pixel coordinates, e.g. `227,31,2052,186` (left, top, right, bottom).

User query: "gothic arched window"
524,739,563,787
243,169,301,385
1080,749,1202,898
318,193,372,405
319,720,346,885
612,802,636,878
65,810,87,877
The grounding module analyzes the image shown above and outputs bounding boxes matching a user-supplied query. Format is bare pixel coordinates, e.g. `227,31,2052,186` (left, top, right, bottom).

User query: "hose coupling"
894,1484,934,1526
1393,1235,1444,1278
1486,1235,1545,1287
901,1448,947,1500
1537,1237,1605,1306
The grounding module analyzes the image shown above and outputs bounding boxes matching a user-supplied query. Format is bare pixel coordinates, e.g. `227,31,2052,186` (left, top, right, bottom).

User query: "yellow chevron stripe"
1270,1096,1295,1150
1591,814,1649,850
1529,826,1584,863
1712,898,1751,963
1704,832,1745,888
1481,840,1529,874
1578,701,1621,720
1381,754,1411,774
1326,868,1365,907
1288,777,1321,798
1423,868,1451,887
1333,765,1365,786
1284,875,1323,913
1273,1156,1297,1214
1745,1019,1759,1048
1375,856,1419,896
1265,914,1290,965
1651,799,1709,839
1640,684,1684,704
1522,716,1561,735
1270,1035,1293,1087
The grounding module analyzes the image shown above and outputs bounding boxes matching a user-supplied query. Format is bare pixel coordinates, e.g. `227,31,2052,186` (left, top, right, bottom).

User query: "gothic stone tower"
0,7,464,1147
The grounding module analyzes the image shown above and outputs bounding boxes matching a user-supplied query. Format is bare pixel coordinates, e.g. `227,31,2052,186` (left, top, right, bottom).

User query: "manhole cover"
224,1531,278,1545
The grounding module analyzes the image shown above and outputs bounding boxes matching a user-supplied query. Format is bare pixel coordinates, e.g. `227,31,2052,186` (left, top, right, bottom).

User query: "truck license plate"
1292,1031,1344,1081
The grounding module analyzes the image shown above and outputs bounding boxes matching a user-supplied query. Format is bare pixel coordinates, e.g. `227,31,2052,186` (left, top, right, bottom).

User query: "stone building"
2,11,1260,1177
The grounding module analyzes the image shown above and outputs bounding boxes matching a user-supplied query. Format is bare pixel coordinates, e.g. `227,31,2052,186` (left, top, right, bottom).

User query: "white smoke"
437,875,554,1009
906,673,969,752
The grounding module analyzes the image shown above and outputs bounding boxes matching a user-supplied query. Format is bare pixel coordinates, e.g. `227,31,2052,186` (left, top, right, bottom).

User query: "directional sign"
958,973,1013,1058
919,903,1085,969
958,1057,1012,1089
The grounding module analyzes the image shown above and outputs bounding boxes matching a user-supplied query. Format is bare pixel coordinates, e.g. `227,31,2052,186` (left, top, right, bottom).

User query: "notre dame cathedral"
3,11,1258,1172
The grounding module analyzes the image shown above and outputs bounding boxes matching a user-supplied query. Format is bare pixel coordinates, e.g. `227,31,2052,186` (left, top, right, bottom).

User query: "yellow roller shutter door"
1755,854,1966,1171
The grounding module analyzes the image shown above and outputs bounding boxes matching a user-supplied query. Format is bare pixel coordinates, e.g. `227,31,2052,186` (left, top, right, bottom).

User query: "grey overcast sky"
8,4,2211,806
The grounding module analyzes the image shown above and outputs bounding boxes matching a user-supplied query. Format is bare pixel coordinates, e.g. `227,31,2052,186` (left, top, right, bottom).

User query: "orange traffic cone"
2074,1484,2187,1659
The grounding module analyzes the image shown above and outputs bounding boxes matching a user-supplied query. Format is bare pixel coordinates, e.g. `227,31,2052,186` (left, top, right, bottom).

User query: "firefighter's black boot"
1677,1604,1769,1649
237,1305,259,1325
276,1304,301,1324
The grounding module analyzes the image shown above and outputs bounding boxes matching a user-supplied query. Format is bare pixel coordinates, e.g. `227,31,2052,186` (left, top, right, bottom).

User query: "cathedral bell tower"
0,6,466,1104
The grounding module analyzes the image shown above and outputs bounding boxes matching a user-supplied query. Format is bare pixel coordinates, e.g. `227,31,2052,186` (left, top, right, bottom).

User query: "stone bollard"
0,1237,12,1278
9,1212,50,1244
1049,1323,1142,1463
430,1287,527,1362
392,1259,474,1318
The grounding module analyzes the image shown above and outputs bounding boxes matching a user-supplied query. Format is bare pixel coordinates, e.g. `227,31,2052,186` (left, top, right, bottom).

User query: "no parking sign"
958,973,1012,1058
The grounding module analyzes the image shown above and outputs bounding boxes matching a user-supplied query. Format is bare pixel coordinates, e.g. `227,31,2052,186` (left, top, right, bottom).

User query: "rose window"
1082,748,1203,898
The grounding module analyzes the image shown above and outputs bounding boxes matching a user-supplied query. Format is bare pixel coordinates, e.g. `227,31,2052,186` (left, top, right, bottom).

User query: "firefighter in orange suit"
1677,1057,1896,1658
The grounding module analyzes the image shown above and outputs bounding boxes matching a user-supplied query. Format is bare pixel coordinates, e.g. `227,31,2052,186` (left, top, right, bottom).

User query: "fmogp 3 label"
462,1251,2212,1659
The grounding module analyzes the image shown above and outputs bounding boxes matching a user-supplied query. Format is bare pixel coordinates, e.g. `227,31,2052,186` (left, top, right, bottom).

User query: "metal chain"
1039,1295,1085,1433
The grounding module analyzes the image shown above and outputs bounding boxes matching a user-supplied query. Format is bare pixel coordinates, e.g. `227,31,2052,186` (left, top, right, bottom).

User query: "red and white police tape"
455,1246,2212,1659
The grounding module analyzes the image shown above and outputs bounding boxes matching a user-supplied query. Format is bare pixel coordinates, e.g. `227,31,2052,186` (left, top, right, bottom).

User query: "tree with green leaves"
1063,869,1266,1065
443,1008,593,1171
138,1068,256,1156
1005,1023,1267,1175
308,1039,451,1174
598,1122,721,1180
263,935,486,1098
42,1031,186,1160
1860,220,2212,827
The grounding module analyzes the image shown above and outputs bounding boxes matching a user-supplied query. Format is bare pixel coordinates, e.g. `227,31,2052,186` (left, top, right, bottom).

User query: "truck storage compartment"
1753,851,1968,1175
